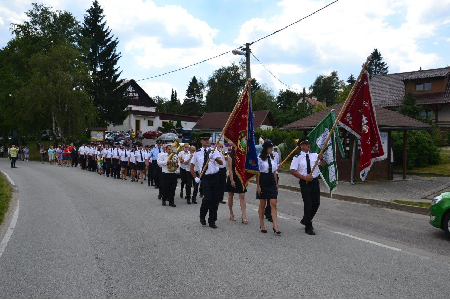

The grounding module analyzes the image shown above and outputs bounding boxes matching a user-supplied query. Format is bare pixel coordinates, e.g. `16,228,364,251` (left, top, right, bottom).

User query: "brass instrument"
167,152,179,172
221,150,229,158
172,140,183,153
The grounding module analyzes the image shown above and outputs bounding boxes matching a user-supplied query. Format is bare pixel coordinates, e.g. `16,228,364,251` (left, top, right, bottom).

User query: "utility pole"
245,43,252,104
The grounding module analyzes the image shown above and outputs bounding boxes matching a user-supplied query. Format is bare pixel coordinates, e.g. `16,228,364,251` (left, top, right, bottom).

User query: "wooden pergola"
283,103,433,181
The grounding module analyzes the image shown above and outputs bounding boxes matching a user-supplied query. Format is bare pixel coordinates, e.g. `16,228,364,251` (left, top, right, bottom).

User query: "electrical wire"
251,53,302,93
135,0,339,82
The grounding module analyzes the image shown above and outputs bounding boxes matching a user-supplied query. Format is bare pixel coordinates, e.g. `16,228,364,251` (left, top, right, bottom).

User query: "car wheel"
444,213,450,239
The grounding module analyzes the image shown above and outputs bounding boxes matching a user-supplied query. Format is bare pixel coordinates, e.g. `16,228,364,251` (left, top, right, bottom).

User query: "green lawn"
0,173,12,225
28,141,54,162
394,149,450,176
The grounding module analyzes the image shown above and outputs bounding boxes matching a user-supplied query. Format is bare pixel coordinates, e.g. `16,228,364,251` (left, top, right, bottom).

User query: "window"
162,121,169,127
416,83,423,91
424,82,432,90
147,120,154,126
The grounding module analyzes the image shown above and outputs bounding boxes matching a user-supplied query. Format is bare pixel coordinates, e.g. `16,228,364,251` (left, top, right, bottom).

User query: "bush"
392,130,441,169
255,128,304,160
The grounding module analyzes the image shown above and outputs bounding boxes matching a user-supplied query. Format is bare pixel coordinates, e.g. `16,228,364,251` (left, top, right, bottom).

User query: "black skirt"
225,172,247,194
129,162,137,170
256,172,277,199
137,162,145,170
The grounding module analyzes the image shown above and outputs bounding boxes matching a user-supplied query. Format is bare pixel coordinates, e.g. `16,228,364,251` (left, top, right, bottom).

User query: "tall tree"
367,48,389,77
82,0,127,127
183,76,205,116
309,71,343,107
2,3,91,143
205,63,246,112
347,74,356,87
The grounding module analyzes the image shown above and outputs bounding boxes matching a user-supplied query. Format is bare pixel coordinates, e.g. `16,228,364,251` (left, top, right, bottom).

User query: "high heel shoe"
241,216,248,224
260,226,267,233
273,227,281,235
229,214,236,221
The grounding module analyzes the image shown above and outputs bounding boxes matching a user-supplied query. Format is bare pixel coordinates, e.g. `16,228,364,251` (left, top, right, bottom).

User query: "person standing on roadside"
48,145,55,165
24,147,30,161
10,144,19,168
0,145,4,158
71,143,78,167
79,143,87,170
290,136,326,235
40,146,46,164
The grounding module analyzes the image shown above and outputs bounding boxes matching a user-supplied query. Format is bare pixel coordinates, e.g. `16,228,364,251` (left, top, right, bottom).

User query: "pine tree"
367,49,389,78
82,0,127,127
347,74,356,87
184,76,205,116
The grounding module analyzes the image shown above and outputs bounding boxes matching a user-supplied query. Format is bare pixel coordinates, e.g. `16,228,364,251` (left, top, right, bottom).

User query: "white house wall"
108,113,197,132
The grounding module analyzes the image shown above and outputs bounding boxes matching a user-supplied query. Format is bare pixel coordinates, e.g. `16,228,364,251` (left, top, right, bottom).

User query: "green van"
429,192,450,238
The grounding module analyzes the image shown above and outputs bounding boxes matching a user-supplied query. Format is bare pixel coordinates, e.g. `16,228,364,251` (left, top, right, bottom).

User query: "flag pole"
309,55,371,175
274,145,299,173
199,78,252,179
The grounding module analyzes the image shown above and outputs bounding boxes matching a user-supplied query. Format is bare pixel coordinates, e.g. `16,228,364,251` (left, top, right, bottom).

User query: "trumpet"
221,150,229,158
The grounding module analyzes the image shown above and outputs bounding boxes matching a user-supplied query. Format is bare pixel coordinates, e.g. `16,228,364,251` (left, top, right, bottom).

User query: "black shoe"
260,226,267,233
162,201,166,206
187,200,191,204
273,227,281,235
158,194,162,200
220,200,226,204
305,228,316,235
169,203,176,207
300,220,314,230
200,218,206,226
209,223,217,229
180,192,183,198
192,198,197,204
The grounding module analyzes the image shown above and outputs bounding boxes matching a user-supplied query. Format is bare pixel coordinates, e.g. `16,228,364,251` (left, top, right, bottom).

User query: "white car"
156,133,178,142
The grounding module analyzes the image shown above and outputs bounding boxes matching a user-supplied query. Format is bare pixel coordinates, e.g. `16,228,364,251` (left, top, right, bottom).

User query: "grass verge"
0,173,12,225
394,149,450,176
392,200,431,208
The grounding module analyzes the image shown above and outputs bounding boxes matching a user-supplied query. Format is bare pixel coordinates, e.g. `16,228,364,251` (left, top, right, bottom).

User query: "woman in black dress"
225,146,248,223
256,141,280,234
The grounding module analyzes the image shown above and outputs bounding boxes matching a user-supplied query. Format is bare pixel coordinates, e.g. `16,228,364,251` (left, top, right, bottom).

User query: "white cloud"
235,0,449,76
141,81,175,98
99,0,236,70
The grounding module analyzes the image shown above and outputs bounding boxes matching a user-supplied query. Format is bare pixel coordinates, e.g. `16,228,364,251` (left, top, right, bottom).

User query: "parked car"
429,191,450,238
143,130,162,139
156,133,178,142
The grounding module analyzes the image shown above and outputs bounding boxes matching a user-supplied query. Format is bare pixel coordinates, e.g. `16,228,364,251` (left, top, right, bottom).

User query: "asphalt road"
0,158,449,298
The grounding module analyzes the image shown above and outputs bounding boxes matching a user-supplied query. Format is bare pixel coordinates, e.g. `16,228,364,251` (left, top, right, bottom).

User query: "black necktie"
140,150,143,161
202,149,210,172
158,147,161,153
125,150,127,158
268,157,272,173
306,154,311,174
116,149,119,156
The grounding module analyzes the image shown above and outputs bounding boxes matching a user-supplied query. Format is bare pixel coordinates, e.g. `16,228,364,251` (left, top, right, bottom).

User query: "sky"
1,0,450,103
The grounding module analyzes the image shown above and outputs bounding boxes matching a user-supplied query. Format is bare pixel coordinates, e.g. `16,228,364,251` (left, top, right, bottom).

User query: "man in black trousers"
289,137,325,235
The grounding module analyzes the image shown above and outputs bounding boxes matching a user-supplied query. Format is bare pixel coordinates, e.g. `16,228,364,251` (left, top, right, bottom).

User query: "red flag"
223,86,258,187
339,69,384,181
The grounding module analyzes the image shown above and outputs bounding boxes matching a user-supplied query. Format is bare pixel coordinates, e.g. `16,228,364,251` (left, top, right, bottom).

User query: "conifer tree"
367,49,389,78
82,0,127,127
184,76,205,116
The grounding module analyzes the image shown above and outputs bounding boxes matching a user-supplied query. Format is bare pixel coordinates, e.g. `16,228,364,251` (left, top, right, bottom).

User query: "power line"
250,0,339,45
135,0,339,82
251,53,302,93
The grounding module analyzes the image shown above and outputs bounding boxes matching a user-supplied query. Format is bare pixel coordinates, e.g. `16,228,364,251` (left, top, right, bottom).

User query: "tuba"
167,143,179,172
172,140,182,153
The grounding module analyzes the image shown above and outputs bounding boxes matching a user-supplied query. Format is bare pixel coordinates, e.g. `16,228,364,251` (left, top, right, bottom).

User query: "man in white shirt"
290,136,325,235
102,144,112,177
136,144,147,184
158,144,178,207
178,143,191,202
112,143,122,179
190,133,223,229
79,143,87,170
120,144,130,180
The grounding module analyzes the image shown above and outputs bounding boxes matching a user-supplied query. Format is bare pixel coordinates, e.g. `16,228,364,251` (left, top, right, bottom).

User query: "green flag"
308,110,339,194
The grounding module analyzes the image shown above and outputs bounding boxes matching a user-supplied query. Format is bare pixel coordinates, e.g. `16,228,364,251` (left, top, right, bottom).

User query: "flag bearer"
190,133,223,229
290,137,325,235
